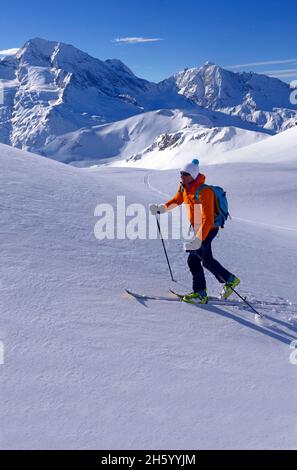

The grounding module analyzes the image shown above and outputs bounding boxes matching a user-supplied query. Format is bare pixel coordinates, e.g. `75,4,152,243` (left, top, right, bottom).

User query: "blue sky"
1,0,297,83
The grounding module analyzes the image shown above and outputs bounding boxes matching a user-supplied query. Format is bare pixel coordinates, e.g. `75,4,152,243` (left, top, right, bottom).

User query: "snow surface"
1,141,297,449
111,123,297,169
47,109,268,165
218,123,297,164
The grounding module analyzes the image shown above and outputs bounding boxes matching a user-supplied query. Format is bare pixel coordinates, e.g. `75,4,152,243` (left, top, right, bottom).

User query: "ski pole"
155,214,176,282
195,252,262,317
226,285,262,317
214,271,263,317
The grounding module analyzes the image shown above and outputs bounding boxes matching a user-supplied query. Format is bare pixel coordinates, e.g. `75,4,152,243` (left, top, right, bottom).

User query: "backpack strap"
178,183,185,193
195,183,208,201
213,191,221,216
195,184,220,216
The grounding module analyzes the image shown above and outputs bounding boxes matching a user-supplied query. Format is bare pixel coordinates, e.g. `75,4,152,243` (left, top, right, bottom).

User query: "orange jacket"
164,173,215,241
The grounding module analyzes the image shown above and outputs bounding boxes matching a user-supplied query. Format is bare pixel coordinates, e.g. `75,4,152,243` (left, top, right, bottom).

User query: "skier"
150,159,240,304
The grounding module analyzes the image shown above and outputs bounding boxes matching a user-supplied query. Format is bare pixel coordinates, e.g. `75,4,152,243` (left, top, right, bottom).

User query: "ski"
126,289,250,307
169,289,263,317
125,289,297,341
169,289,246,305
126,288,233,305
125,289,179,302
125,289,295,321
169,289,196,304
174,287,297,338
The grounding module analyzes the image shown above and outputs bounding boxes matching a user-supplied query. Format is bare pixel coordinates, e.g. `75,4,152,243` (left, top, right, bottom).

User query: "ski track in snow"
125,282,297,346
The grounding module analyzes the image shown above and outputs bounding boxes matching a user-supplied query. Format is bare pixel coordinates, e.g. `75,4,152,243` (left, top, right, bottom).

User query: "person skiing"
149,159,240,304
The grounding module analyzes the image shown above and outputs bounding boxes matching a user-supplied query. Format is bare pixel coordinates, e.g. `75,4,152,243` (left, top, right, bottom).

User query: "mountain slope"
1,142,297,449
0,38,296,163
45,108,269,164
0,38,191,156
220,122,297,164
163,62,297,132
113,119,297,169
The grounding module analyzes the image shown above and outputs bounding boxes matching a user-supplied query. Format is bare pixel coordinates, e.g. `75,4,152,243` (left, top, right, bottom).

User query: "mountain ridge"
0,37,296,162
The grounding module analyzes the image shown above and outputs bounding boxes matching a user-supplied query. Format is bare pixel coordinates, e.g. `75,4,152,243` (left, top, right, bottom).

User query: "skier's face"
180,172,194,185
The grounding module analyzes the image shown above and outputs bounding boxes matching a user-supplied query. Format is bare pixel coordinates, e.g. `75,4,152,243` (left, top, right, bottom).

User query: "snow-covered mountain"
0,38,190,156
46,108,268,165
112,117,297,169
163,62,297,132
0,38,296,163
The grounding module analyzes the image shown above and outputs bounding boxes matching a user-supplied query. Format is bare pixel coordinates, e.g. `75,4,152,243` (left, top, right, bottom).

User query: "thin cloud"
226,59,297,69
265,70,297,78
262,68,297,75
0,48,19,56
113,37,163,44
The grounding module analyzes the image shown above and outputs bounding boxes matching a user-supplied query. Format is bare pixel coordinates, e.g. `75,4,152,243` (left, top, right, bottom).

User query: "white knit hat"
180,159,200,179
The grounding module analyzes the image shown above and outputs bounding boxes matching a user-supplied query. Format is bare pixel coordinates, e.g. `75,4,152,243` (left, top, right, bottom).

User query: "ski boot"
221,274,240,300
183,289,208,304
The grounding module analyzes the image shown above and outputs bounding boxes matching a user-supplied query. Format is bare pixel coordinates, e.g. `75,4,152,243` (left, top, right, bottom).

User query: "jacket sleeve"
164,184,184,211
195,187,215,241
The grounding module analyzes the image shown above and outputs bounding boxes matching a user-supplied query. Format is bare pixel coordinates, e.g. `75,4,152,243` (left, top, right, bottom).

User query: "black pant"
187,229,232,292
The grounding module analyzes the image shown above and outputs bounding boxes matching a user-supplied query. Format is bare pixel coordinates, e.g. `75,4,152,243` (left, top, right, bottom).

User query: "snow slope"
1,142,297,449
46,108,268,165
45,109,199,164
218,123,297,164
0,38,296,163
111,123,268,169
113,121,297,169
